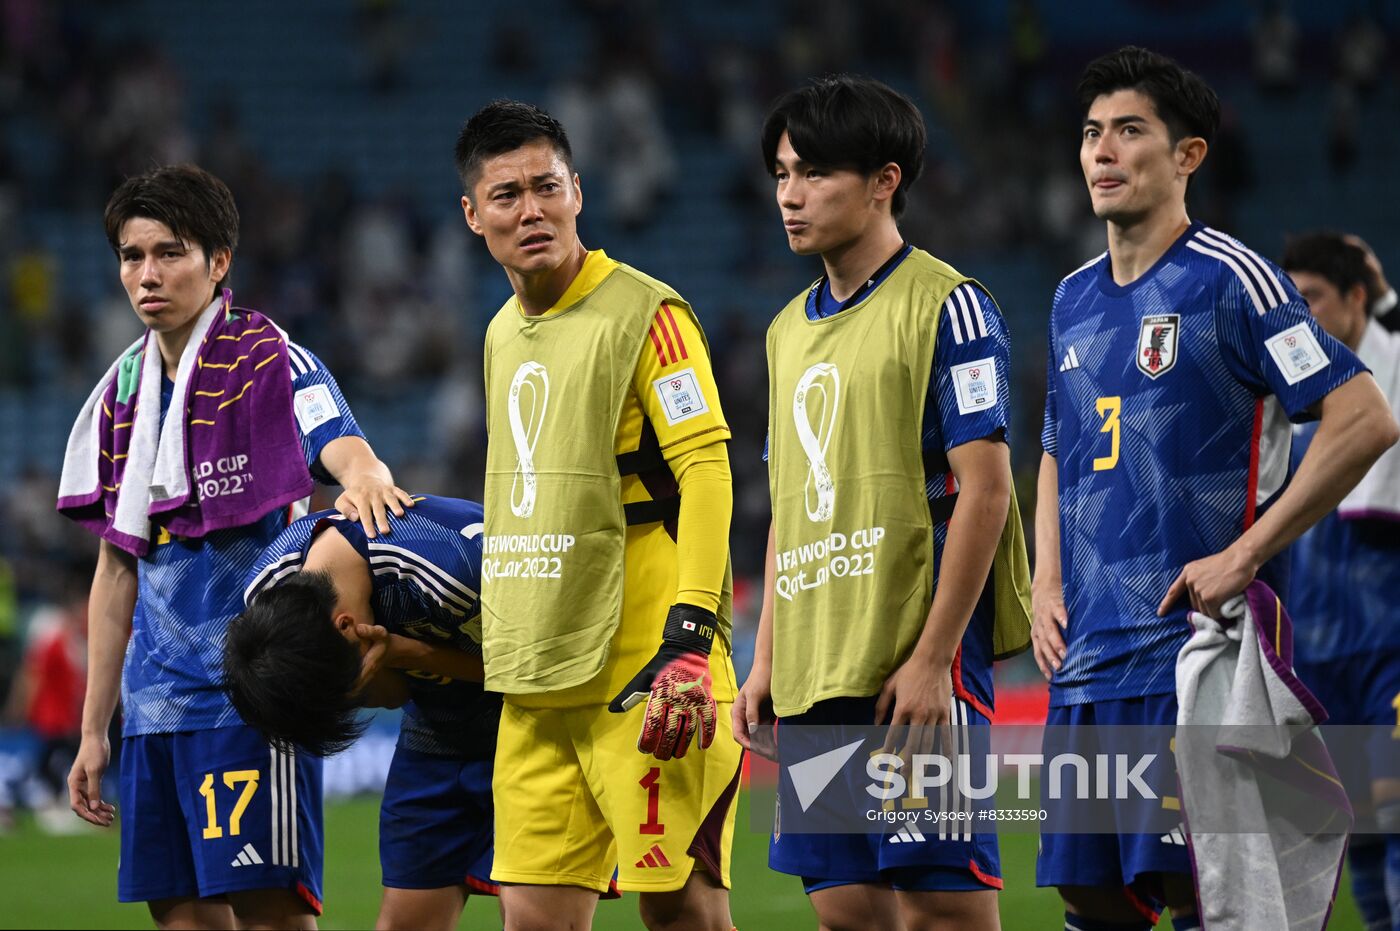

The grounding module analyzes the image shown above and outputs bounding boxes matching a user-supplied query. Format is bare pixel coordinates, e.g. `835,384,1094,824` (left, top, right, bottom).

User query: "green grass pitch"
0,791,1364,929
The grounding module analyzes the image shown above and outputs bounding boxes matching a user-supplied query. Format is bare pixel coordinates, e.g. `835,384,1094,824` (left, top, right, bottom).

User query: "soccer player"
736,74,1033,931
456,101,742,931
58,165,411,930
224,494,500,931
1282,231,1400,930
1031,48,1398,930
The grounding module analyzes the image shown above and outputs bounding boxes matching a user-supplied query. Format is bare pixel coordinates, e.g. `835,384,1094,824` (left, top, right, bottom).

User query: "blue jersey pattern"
1287,423,1400,661
798,256,1013,710
244,496,499,760
122,344,363,736
1041,223,1366,706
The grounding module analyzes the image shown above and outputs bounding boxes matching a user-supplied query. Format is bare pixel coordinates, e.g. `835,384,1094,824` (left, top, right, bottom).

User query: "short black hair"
1077,46,1220,145
454,99,574,197
1282,231,1373,305
761,74,926,219
222,571,367,757
103,164,239,285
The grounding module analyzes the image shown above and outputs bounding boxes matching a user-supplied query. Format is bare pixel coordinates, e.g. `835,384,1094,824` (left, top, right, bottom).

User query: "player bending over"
224,494,500,931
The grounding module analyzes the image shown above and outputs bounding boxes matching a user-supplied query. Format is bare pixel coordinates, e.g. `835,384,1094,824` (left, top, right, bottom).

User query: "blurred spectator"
1335,10,1388,96
1253,1,1299,94
4,575,87,832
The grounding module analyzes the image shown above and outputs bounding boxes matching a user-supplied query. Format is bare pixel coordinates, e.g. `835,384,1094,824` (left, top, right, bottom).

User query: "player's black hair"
222,571,367,757
103,164,239,286
455,99,574,198
1077,46,1220,145
761,74,926,219
1282,231,1374,306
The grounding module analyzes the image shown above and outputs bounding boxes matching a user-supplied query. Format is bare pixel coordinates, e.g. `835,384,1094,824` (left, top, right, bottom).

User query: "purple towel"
57,290,314,556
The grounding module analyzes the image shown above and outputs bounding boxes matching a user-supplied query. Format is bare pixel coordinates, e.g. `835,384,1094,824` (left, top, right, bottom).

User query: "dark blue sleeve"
926,284,1011,454
1214,262,1368,422
287,343,367,480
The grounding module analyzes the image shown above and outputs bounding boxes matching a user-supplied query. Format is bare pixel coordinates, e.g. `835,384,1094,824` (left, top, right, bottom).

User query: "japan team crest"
1137,314,1180,378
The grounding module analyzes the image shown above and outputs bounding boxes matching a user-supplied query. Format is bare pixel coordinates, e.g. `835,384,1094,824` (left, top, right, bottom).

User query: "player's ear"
462,194,484,236
871,162,902,208
208,247,232,286
572,172,583,217
333,612,358,641
1176,136,1208,179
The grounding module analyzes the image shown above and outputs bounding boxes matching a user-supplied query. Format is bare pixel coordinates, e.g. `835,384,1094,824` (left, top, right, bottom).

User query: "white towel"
56,296,222,551
1338,319,1400,521
1175,582,1350,931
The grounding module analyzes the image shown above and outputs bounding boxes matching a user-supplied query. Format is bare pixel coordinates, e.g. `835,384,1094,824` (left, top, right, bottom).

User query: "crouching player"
224,495,501,931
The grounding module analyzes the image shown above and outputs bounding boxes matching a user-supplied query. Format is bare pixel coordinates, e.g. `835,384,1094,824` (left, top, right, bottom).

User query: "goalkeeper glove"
608,603,717,761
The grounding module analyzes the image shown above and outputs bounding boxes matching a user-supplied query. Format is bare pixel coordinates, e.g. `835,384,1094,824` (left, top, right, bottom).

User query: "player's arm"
609,302,733,761
1161,373,1397,617
733,521,777,756
287,342,413,538
1031,451,1068,679
69,539,136,827
876,437,1010,733
353,622,485,683
1161,269,1400,618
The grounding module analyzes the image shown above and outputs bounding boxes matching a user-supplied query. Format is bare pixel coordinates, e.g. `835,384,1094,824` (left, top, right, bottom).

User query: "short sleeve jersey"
779,248,1014,712
123,343,364,736
244,496,499,760
1041,222,1366,706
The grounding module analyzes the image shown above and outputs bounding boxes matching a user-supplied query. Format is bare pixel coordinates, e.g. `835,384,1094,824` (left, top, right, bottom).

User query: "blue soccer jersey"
1041,223,1366,707
122,344,363,736
1287,422,1400,662
244,495,500,760
796,250,1013,713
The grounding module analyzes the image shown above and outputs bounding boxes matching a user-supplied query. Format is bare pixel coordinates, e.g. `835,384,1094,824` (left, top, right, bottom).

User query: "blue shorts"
1036,694,1189,895
118,725,323,909
770,696,1002,895
380,747,495,892
1295,648,1400,794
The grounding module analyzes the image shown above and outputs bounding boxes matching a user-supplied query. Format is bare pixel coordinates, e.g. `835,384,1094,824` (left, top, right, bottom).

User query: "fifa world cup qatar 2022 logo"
507,361,549,518
793,362,841,522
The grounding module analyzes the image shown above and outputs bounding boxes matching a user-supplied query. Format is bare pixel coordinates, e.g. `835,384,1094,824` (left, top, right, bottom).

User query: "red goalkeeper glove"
608,603,717,761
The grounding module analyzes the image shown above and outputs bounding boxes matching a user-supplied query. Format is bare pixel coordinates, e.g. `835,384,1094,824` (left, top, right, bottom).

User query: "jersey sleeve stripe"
961,284,989,338
1185,240,1270,315
647,325,668,367
654,312,680,364
944,294,966,344
368,543,478,604
1197,229,1288,307
244,551,304,603
953,285,978,341
660,303,689,361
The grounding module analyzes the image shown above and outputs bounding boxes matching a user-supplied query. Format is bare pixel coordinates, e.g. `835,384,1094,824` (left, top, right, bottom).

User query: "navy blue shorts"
1036,694,1189,894
380,747,495,893
769,695,1002,895
118,725,323,909
1295,648,1400,794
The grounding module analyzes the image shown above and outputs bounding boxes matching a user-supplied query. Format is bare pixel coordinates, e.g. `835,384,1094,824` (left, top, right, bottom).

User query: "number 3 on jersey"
199,770,260,839
1094,396,1121,472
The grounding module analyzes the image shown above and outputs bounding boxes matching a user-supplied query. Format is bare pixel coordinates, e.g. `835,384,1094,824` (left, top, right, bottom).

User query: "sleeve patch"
294,383,341,434
1265,324,1331,385
951,357,999,415
652,367,711,425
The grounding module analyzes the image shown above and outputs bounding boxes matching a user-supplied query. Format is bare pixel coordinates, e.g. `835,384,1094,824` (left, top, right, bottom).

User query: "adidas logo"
1058,346,1081,372
1159,828,1187,846
888,824,926,844
231,842,264,867
634,844,672,869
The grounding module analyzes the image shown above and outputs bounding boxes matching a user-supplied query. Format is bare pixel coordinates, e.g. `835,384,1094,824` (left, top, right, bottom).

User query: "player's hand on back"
335,478,415,540
609,603,718,762
68,734,116,827
1031,583,1069,680
733,665,777,760
1158,543,1258,621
